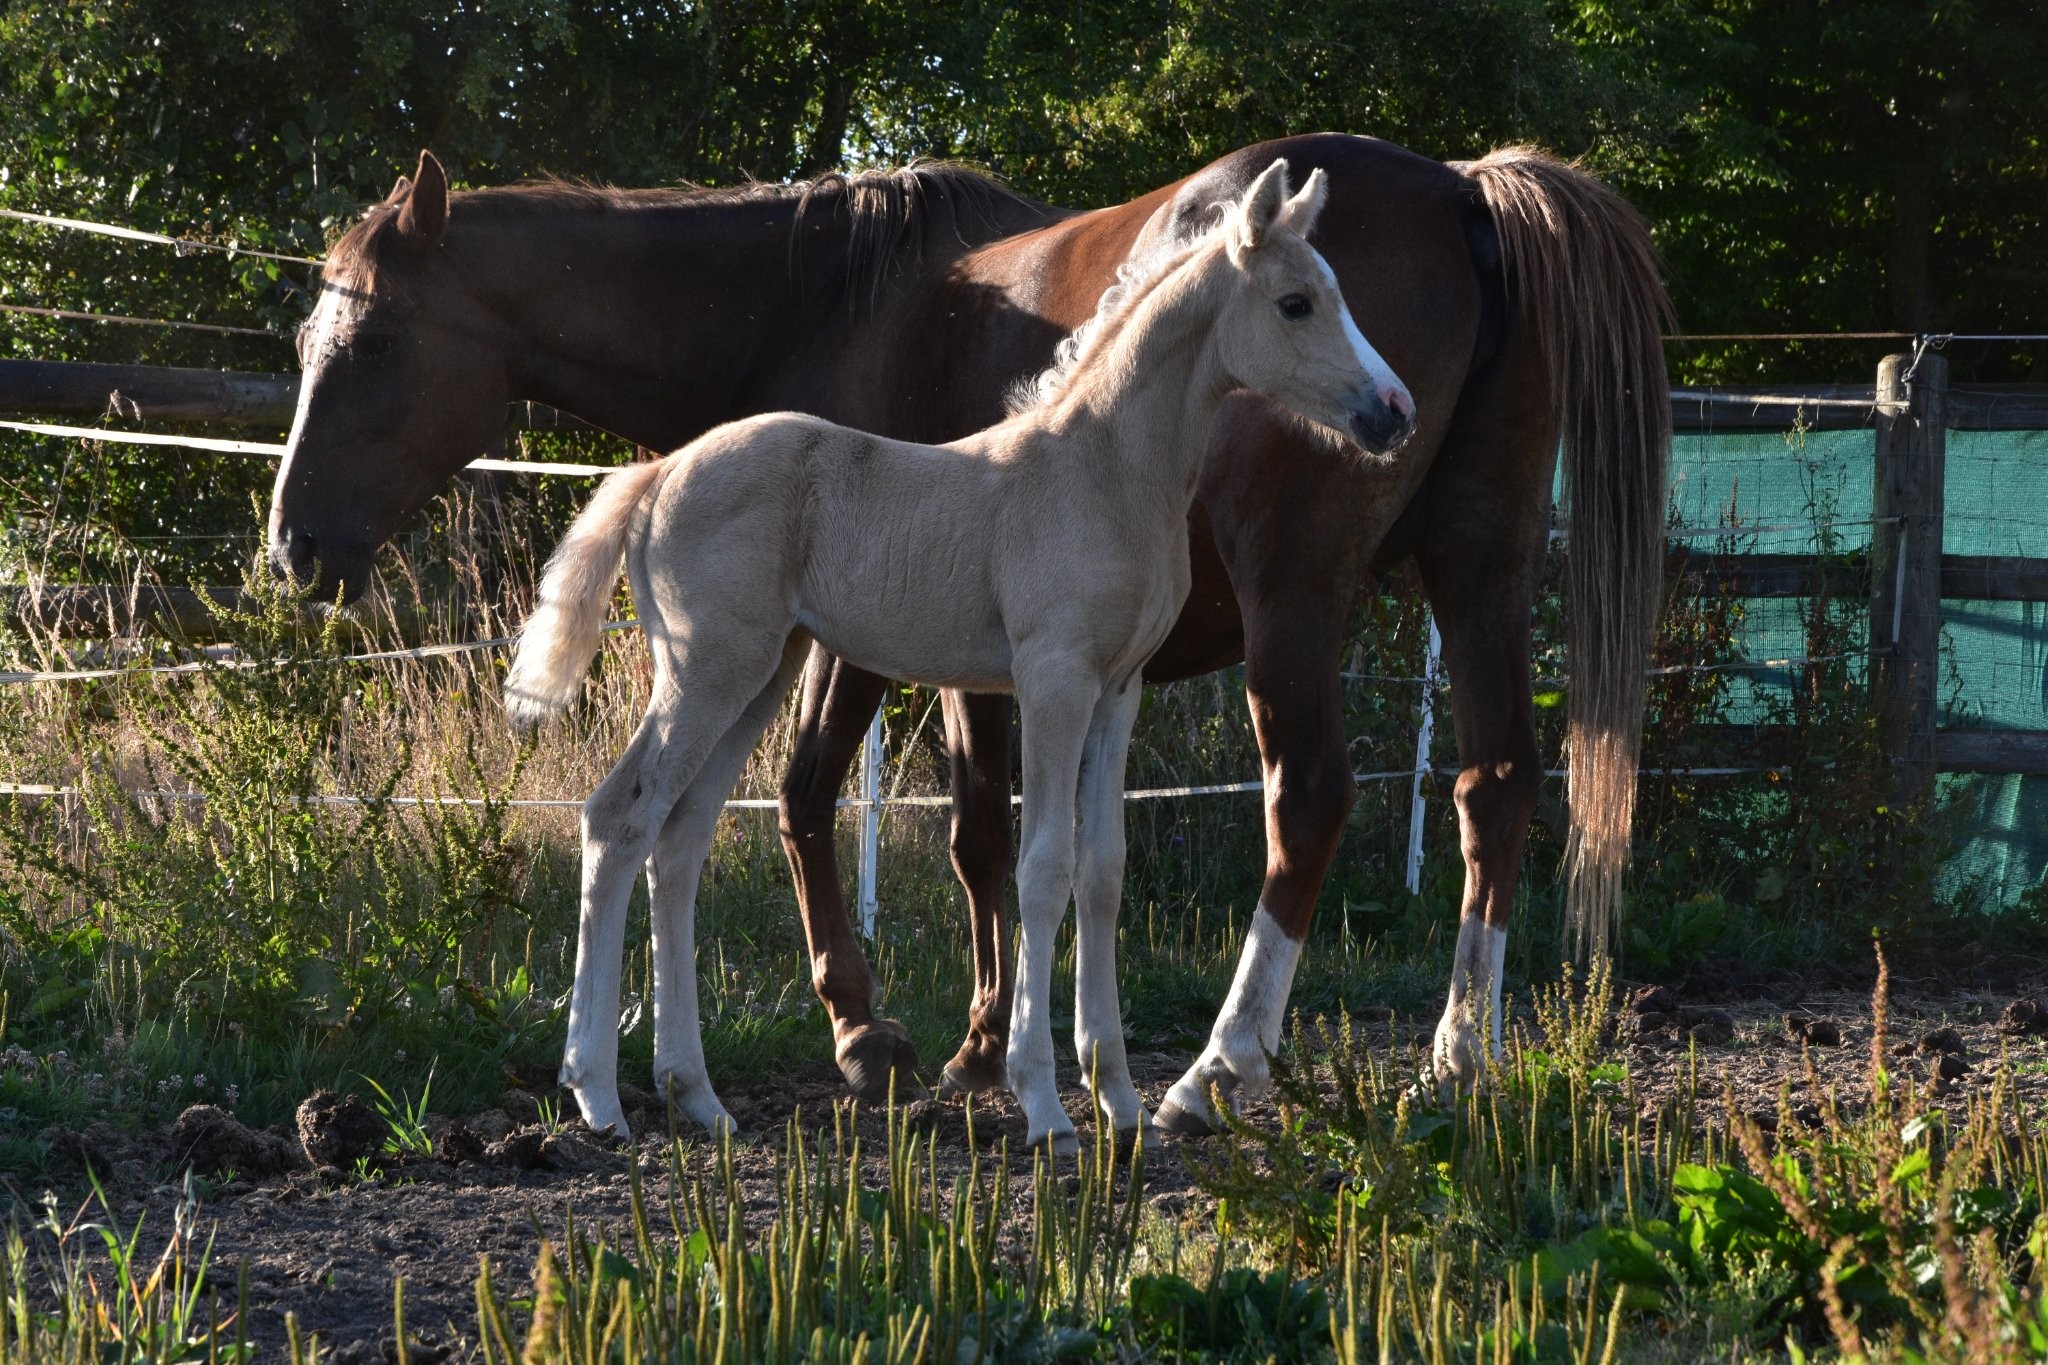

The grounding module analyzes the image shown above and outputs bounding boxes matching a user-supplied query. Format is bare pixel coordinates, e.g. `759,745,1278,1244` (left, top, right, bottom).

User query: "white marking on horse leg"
1006,675,1097,1154
1072,683,1146,1139
1432,916,1508,1085
1163,906,1303,1123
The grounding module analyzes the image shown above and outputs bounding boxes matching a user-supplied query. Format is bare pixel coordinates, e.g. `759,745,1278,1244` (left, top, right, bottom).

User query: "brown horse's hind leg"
778,645,918,1103
937,689,1016,1096
1415,564,1541,1083
1413,343,1556,1087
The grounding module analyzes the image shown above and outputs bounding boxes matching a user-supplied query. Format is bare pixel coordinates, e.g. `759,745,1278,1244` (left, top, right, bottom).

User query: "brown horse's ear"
395,151,448,249
1272,167,1328,239
1228,159,1292,265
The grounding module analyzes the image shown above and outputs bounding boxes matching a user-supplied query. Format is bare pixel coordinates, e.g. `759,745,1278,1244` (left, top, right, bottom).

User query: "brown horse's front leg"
1156,596,1356,1135
778,644,917,1102
937,689,1016,1096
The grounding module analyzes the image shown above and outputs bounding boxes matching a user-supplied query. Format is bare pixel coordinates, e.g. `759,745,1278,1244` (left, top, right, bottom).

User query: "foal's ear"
395,150,449,250
1228,159,1293,266
1272,167,1328,239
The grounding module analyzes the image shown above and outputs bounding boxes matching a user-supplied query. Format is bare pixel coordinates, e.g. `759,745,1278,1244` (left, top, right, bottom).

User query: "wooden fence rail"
0,359,590,432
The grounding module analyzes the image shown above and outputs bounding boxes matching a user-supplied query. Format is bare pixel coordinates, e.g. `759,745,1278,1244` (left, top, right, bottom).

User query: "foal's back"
638,411,1028,693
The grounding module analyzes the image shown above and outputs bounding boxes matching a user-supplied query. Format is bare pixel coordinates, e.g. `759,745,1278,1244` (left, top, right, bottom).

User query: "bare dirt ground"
20,972,2048,1360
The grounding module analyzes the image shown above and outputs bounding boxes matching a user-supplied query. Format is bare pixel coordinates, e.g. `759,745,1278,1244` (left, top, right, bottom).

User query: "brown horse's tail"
1457,146,1673,958
504,458,670,730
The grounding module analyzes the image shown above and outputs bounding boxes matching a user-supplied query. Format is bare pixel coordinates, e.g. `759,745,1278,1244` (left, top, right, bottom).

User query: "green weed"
362,1063,435,1157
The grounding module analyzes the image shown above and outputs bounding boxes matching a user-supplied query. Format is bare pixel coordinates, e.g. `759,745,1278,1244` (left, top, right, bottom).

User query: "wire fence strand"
0,207,321,266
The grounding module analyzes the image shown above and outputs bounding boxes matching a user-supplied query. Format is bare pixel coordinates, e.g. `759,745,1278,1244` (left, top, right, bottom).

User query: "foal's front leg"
1072,677,1150,1146
1006,662,1102,1156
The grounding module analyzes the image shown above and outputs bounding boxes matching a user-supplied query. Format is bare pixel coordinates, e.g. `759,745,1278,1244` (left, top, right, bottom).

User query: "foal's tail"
504,458,671,729
1458,147,1673,959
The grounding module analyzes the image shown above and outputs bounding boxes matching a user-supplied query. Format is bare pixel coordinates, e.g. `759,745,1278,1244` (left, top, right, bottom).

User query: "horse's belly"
797,600,1015,694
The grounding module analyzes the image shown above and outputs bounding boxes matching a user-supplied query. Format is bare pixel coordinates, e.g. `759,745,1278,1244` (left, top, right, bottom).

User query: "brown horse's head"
268,151,512,602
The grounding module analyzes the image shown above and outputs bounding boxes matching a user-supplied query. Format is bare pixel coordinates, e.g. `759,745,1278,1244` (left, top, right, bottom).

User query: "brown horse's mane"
325,161,1040,307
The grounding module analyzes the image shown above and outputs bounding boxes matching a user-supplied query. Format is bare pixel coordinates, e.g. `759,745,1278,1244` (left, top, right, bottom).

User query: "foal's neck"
1048,245,1234,510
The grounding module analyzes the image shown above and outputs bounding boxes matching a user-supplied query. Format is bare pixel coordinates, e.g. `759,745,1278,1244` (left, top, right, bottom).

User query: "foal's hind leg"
1071,676,1150,1148
645,636,812,1134
563,661,777,1136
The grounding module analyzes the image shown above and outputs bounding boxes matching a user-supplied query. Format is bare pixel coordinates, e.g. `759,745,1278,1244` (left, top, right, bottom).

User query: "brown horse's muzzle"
268,523,371,605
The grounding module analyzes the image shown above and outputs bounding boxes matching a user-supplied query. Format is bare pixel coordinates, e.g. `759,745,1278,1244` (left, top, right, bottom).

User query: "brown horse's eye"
1277,294,1312,321
353,334,396,359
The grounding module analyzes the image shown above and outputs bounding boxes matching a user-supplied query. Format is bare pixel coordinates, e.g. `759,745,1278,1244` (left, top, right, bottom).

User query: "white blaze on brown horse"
269,134,1669,1138
504,162,1413,1150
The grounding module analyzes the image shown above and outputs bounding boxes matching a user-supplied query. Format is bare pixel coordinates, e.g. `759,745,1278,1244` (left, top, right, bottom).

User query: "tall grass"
6,958,2040,1361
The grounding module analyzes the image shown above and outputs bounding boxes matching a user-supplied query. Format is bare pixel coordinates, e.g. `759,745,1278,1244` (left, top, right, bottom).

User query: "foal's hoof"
1150,1097,1218,1139
937,1037,1008,1098
836,1020,921,1105
1030,1127,1081,1161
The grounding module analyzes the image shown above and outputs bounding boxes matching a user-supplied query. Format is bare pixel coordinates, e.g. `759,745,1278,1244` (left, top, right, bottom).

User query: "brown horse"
269,135,1668,1131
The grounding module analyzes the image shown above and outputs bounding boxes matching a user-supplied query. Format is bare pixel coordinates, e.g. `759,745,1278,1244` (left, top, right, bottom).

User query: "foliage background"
1,0,2042,926
1,0,2043,375
2,0,2042,558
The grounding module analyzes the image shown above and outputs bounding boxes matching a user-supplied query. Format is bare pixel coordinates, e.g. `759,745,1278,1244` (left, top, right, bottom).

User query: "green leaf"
1889,1147,1931,1188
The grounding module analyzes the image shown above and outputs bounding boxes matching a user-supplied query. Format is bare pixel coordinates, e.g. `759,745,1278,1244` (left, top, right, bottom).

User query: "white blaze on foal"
504,159,1416,1151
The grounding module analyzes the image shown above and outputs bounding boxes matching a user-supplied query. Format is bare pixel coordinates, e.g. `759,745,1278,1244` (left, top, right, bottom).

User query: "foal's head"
1210,160,1415,455
268,151,512,602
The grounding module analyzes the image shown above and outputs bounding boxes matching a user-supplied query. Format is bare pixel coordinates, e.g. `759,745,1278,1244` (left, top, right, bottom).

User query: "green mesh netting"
1665,418,2047,909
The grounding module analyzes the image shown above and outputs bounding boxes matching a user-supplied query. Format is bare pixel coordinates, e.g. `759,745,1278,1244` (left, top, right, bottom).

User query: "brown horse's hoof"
835,1020,920,1105
1114,1123,1165,1157
936,1038,1008,1098
1150,1098,1217,1139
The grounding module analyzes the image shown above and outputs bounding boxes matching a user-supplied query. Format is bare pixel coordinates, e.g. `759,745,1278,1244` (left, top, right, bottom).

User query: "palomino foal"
505,160,1413,1151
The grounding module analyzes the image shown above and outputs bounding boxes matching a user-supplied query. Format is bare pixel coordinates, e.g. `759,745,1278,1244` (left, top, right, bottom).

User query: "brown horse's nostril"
271,524,318,586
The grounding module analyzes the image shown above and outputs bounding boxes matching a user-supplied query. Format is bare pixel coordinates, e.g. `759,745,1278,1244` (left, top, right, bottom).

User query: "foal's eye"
352,334,396,359
1277,294,1312,321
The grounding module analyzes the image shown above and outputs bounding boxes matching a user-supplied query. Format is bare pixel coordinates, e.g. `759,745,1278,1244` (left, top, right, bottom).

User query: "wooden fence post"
1870,348,1947,808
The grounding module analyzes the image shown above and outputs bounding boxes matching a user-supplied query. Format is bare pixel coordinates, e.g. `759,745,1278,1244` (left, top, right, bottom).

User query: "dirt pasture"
20,973,2048,1359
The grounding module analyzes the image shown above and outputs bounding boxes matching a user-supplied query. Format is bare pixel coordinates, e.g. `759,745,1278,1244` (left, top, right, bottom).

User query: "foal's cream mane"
1004,209,1231,416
